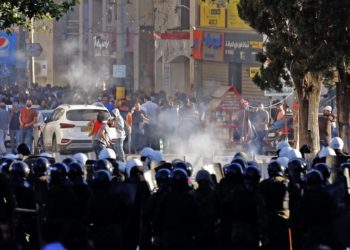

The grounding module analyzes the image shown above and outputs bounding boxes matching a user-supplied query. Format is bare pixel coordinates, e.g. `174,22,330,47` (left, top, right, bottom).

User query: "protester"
19,99,38,153
9,101,21,154
0,102,10,154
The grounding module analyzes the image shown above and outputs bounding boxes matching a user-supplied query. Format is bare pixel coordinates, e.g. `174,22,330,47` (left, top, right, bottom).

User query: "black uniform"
259,176,290,250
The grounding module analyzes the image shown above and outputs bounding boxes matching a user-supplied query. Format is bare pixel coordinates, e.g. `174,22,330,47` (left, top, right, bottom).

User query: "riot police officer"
259,161,290,250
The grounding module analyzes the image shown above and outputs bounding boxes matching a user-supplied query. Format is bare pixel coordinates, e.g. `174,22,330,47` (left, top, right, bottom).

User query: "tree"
238,0,350,153
0,0,78,31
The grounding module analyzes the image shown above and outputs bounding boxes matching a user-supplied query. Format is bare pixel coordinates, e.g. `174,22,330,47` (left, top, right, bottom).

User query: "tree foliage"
238,0,350,151
0,0,78,31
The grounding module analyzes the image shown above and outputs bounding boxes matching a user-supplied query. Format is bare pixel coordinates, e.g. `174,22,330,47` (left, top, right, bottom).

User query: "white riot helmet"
318,146,336,158
98,148,116,160
330,137,344,150
126,159,143,177
117,161,127,173
287,149,303,160
149,150,164,163
39,152,53,158
73,153,88,165
140,147,154,159
277,140,290,151
3,153,17,160
276,157,290,169
279,146,293,158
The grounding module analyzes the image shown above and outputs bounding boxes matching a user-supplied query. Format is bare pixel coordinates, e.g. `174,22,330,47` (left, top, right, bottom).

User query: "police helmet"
231,157,248,170
116,161,127,173
245,165,261,183
149,150,164,163
279,146,293,158
62,157,76,166
68,162,85,178
33,157,50,177
0,158,15,174
247,161,259,169
286,149,302,160
330,137,344,150
172,160,193,177
155,162,173,173
140,147,154,161
276,140,290,151
98,148,116,160
276,157,290,169
9,161,30,178
224,163,245,178
126,159,144,177
93,159,113,173
233,152,249,162
195,169,213,183
3,153,17,160
317,146,336,158
49,162,69,177
156,168,171,186
340,162,350,171
92,169,112,189
267,161,285,177
171,168,188,182
17,143,31,156
313,163,331,180
306,169,324,186
288,158,307,173
72,153,88,165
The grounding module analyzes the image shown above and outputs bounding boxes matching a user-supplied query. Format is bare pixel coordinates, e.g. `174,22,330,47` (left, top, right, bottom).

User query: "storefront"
193,29,268,104
154,32,191,96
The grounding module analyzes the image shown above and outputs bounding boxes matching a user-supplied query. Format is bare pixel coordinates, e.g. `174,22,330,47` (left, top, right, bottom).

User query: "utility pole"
29,18,35,87
117,0,126,89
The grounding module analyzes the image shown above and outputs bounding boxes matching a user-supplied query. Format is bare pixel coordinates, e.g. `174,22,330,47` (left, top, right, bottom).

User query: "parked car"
38,104,116,154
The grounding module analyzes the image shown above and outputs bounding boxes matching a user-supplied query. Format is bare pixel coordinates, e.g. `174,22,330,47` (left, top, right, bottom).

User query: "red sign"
192,30,202,60
153,32,190,40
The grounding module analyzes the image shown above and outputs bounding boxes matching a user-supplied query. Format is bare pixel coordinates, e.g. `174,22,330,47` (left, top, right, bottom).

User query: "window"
66,109,109,121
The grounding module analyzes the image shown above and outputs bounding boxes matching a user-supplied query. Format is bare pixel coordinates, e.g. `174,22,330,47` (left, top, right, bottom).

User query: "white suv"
39,104,116,153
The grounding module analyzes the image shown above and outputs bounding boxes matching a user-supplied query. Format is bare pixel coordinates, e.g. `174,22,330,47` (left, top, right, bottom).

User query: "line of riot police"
0,140,350,250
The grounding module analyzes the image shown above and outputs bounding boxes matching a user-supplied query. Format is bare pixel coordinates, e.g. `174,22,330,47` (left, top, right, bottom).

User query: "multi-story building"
33,0,155,94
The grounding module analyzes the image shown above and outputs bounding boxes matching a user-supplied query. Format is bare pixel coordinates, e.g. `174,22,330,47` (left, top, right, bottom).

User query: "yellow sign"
227,0,251,29
200,3,226,28
249,67,260,78
250,41,263,49
116,86,125,99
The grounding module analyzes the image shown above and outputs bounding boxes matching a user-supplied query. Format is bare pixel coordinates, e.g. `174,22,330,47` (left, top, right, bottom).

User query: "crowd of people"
0,135,349,250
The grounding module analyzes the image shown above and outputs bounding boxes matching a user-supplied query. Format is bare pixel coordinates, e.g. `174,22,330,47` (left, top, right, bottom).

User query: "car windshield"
66,109,108,121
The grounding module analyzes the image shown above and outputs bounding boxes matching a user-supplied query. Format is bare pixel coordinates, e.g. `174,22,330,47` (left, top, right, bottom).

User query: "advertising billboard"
200,3,226,28
192,30,203,60
227,0,252,29
224,33,263,63
202,32,224,62
0,32,17,78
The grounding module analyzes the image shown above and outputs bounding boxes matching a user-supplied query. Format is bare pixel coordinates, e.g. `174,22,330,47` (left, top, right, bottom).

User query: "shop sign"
224,33,263,63
227,0,252,29
192,30,203,60
249,67,260,78
93,33,116,57
200,3,226,28
202,32,224,62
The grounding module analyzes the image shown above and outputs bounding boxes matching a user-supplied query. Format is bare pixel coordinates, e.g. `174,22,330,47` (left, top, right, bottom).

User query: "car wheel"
52,136,59,153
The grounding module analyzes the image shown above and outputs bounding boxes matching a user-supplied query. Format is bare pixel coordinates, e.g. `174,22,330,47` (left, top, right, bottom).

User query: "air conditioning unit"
34,60,48,77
